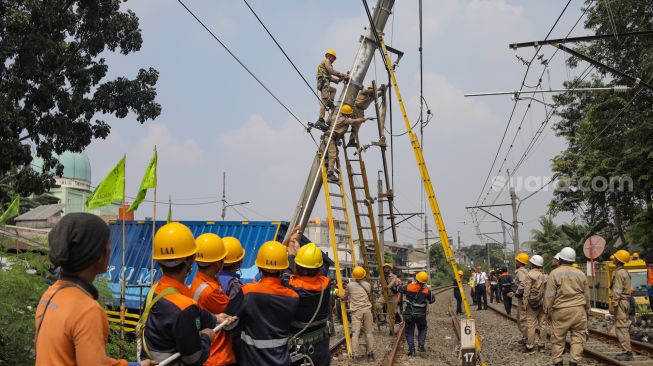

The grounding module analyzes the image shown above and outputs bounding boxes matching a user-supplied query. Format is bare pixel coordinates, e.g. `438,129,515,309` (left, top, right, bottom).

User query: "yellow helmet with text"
255,241,289,270
195,233,227,263
153,222,197,261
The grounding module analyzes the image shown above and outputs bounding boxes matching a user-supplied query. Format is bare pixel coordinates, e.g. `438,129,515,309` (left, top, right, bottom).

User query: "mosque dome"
32,151,92,184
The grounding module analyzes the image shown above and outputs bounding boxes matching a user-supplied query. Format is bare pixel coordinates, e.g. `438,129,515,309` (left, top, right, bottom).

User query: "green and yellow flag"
0,196,20,225
167,196,172,223
87,156,125,210
127,150,157,213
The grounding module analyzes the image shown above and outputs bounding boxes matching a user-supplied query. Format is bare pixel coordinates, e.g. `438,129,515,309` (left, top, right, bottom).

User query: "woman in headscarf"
34,213,156,366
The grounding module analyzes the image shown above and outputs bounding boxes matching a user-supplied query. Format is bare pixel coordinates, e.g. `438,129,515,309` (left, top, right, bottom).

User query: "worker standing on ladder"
340,266,376,362
611,249,633,361
325,104,375,183
511,253,530,345
347,83,387,147
238,241,299,366
315,49,349,130
283,242,332,366
190,233,235,365
218,236,246,363
140,222,233,365
374,263,401,324
398,271,434,356
35,213,156,366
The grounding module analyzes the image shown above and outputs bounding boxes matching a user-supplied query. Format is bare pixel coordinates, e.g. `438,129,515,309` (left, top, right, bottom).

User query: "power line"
240,0,323,107
175,0,317,146
472,0,575,208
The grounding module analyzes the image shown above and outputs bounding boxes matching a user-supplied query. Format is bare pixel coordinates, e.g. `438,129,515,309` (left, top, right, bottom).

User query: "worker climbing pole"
360,0,485,361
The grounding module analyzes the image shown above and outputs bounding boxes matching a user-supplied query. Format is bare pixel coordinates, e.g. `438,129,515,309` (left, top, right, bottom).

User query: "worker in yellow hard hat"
217,236,247,360
374,262,401,325
339,266,375,362
512,252,530,345
346,81,387,147
611,249,633,361
315,49,350,130
190,233,235,365
280,242,331,365
325,103,375,183
140,222,232,364
239,241,299,365
398,271,434,356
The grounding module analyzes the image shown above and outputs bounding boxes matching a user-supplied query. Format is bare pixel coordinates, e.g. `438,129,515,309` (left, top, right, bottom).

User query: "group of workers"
34,212,436,366
314,49,385,184
456,247,635,365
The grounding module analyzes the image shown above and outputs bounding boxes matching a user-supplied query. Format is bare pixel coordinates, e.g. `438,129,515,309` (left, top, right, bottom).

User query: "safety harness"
136,283,180,360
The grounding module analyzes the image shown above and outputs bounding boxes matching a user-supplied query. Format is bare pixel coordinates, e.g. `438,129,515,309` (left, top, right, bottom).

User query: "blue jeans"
405,316,427,350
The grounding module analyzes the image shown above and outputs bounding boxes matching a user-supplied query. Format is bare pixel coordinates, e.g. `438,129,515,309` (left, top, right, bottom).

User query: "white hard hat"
553,253,561,260
529,255,544,267
559,247,576,262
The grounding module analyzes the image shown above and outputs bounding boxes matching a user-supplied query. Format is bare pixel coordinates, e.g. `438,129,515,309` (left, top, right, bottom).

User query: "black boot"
346,137,357,148
418,345,426,352
326,172,339,184
407,348,416,357
615,352,633,361
326,100,335,110
314,118,329,131
554,363,563,366
367,352,375,362
569,362,578,366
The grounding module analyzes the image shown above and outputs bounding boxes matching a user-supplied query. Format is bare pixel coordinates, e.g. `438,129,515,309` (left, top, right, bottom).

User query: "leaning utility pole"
500,213,508,267
284,0,396,240
377,171,385,257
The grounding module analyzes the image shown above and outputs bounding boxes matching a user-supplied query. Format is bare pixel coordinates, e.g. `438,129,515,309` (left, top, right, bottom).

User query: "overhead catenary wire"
175,0,318,146
472,0,576,208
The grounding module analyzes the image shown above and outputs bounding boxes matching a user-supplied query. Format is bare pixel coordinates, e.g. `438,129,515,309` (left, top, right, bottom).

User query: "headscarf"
48,213,110,273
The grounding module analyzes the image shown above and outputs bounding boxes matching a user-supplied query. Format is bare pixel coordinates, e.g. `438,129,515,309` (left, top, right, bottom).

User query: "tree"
550,0,653,255
0,0,161,203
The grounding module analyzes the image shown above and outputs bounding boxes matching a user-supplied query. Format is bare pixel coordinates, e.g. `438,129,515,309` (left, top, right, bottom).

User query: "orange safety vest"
647,267,653,286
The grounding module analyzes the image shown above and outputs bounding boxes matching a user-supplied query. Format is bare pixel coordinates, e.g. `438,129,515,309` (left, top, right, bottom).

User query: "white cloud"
136,123,202,166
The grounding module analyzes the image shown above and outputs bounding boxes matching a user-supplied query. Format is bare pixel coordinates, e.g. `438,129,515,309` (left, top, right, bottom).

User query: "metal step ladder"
342,138,395,334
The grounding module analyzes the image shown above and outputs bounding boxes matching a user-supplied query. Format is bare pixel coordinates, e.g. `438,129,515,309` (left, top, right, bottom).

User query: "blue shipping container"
103,220,329,310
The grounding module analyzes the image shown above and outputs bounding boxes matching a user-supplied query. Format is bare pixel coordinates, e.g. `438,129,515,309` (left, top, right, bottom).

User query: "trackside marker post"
460,318,477,366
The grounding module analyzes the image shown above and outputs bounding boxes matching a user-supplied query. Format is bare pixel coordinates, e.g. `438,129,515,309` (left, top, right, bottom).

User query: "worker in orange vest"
190,233,235,365
35,213,156,366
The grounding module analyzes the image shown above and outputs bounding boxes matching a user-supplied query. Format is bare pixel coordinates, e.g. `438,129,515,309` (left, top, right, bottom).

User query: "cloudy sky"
87,0,592,248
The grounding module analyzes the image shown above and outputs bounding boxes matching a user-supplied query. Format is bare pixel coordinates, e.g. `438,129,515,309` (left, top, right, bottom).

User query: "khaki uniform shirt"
514,266,529,297
346,280,372,312
543,264,590,311
328,114,367,135
523,268,545,300
317,58,346,84
610,266,631,302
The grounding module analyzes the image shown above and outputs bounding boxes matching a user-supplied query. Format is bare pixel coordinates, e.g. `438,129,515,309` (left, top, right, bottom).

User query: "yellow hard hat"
614,249,630,264
515,253,530,265
341,104,353,115
572,263,579,268
325,49,337,58
295,242,323,269
223,237,246,264
153,222,198,261
352,266,366,279
195,233,227,263
633,252,640,259
255,241,289,270
458,270,464,276
416,271,428,284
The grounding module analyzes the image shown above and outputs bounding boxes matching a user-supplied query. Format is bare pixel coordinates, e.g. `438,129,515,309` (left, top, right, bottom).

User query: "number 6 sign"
460,319,477,366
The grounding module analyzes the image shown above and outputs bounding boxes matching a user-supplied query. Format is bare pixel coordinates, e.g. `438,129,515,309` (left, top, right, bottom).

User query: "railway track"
329,285,455,365
486,303,653,365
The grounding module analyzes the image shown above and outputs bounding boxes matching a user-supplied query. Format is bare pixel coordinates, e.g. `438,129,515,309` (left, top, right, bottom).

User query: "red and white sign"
583,235,606,260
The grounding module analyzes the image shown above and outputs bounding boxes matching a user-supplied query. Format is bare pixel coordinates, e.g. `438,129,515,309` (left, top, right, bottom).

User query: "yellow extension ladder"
375,35,486,363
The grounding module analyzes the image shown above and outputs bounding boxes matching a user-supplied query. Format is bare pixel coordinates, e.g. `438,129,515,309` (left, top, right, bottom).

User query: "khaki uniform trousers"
351,308,374,356
551,306,587,364
611,299,632,352
375,294,399,322
319,86,336,119
351,107,364,136
525,305,547,349
517,298,528,340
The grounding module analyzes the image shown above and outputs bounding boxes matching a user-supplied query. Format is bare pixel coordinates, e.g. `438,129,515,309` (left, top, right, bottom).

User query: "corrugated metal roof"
15,204,64,221
103,220,326,310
